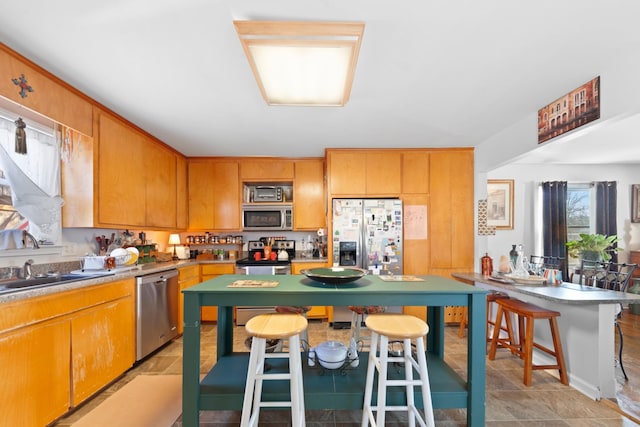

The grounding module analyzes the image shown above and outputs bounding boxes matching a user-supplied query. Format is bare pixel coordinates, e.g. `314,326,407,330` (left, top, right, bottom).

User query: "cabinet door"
212,161,240,230
0,319,71,427
71,297,135,405
145,140,177,228
201,263,236,321
239,159,294,180
429,150,474,272
366,151,402,195
61,129,95,227
188,160,215,229
97,112,146,226
178,265,201,334
176,155,188,229
294,159,326,230
402,151,430,194
328,151,366,195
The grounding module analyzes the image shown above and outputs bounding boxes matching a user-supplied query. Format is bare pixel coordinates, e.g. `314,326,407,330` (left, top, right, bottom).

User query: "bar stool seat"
488,298,568,386
362,314,435,427
349,305,385,347
275,306,311,351
241,313,308,427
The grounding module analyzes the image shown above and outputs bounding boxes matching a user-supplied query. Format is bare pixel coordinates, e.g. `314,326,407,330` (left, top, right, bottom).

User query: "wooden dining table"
181,274,488,426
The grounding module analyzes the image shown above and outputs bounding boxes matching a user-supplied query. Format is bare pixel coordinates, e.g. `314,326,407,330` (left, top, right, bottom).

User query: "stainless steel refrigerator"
331,198,403,327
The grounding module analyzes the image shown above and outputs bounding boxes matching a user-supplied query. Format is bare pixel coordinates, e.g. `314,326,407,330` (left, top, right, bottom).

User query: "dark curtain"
595,181,618,263
542,181,568,280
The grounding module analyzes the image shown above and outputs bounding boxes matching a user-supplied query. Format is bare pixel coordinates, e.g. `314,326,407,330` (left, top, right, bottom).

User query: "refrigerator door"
362,199,403,275
332,199,363,267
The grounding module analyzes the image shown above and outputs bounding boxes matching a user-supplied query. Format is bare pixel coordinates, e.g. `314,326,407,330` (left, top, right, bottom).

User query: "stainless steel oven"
234,240,295,325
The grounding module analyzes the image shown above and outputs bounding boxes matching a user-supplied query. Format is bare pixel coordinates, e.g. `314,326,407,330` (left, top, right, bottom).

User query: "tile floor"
55,319,638,426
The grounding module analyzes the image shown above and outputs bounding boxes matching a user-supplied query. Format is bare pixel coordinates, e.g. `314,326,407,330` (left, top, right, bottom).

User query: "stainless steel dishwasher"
136,269,179,361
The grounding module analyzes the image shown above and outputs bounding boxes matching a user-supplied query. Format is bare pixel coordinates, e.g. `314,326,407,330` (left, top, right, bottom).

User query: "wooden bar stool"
458,292,510,346
362,314,435,427
488,298,568,386
241,313,308,427
348,305,386,348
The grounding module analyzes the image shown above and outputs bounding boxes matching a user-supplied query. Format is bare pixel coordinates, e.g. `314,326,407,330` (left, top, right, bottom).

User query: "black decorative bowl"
300,267,368,284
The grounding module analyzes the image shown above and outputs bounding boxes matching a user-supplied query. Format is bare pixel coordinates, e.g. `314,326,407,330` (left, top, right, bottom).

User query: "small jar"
481,253,493,277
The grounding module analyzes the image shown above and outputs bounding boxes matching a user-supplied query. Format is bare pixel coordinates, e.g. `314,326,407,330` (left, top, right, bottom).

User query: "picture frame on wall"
487,179,514,230
632,184,640,223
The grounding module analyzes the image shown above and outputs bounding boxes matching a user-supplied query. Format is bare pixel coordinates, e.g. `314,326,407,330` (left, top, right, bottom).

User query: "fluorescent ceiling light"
234,21,365,106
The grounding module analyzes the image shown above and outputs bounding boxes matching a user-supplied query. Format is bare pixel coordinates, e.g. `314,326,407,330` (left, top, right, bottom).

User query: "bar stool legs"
362,314,435,427
241,314,307,427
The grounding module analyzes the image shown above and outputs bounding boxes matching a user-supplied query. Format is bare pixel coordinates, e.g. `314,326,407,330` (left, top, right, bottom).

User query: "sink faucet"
23,231,40,249
23,259,34,280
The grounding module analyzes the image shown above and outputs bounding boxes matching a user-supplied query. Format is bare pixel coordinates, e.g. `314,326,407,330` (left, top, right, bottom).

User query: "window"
566,183,595,265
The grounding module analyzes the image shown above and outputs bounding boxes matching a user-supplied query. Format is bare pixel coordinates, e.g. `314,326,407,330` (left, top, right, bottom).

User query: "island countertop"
452,272,640,305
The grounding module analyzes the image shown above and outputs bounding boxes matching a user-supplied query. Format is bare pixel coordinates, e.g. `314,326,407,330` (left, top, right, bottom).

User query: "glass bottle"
509,245,518,269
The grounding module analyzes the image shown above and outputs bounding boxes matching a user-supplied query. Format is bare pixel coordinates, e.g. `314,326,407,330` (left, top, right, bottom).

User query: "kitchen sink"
0,274,109,293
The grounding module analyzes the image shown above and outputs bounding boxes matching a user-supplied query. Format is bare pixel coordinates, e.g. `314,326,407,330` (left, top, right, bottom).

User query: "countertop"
0,257,330,303
452,272,640,305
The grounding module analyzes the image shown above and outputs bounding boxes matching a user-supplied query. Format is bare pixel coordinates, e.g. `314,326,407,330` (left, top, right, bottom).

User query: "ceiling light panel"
234,21,365,106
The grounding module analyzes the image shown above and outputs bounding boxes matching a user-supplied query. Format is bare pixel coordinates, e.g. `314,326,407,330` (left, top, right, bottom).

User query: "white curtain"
0,114,63,244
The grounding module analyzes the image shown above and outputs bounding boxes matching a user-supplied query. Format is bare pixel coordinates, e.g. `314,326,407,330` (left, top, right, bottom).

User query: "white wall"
481,163,640,270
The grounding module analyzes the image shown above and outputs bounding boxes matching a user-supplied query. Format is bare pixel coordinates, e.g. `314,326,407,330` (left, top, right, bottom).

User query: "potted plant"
565,233,621,262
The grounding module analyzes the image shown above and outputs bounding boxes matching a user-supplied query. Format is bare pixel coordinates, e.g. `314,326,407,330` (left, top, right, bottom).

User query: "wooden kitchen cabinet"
71,294,134,404
178,264,201,334
176,155,189,229
429,149,474,275
239,158,294,180
200,263,236,321
0,278,135,427
327,150,366,195
292,261,328,319
402,150,430,194
0,318,71,427
188,159,240,231
97,111,146,227
145,139,178,228
63,107,184,229
293,159,326,230
327,149,402,196
0,44,93,136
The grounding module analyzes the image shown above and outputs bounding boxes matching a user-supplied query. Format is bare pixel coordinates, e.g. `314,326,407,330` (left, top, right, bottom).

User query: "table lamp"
168,234,181,260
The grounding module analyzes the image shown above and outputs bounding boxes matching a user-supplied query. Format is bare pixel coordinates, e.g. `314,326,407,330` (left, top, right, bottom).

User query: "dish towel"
0,230,24,250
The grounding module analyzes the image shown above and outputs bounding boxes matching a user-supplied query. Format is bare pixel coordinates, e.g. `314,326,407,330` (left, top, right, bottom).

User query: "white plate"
125,247,139,265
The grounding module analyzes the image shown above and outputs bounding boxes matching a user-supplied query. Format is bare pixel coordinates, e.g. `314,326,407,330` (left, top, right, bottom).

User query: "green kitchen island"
182,274,487,426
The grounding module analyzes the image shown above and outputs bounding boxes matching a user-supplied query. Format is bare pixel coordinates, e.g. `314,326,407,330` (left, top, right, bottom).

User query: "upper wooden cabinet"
176,156,188,229
402,151,430,194
239,158,294,181
188,159,240,231
327,149,401,196
0,44,92,136
62,108,186,229
293,159,326,230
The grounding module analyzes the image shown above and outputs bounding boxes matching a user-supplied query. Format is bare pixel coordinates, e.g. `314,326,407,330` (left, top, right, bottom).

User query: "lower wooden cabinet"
0,279,135,427
0,318,71,427
292,261,328,319
178,265,201,334
201,263,236,321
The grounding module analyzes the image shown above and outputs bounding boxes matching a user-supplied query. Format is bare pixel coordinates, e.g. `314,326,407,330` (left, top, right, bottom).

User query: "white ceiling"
1,0,639,163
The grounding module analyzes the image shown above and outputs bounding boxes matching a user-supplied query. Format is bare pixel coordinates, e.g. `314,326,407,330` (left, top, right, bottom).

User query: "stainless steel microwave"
242,204,293,231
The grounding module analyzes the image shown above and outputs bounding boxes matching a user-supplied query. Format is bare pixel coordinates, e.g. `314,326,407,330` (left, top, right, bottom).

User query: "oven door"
234,263,291,325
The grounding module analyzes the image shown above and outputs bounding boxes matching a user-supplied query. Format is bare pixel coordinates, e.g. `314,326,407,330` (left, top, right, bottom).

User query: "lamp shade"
168,234,181,245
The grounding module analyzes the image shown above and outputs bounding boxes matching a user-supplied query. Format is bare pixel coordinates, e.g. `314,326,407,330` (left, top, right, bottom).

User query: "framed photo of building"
537,76,600,143
487,179,514,230
632,184,640,223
